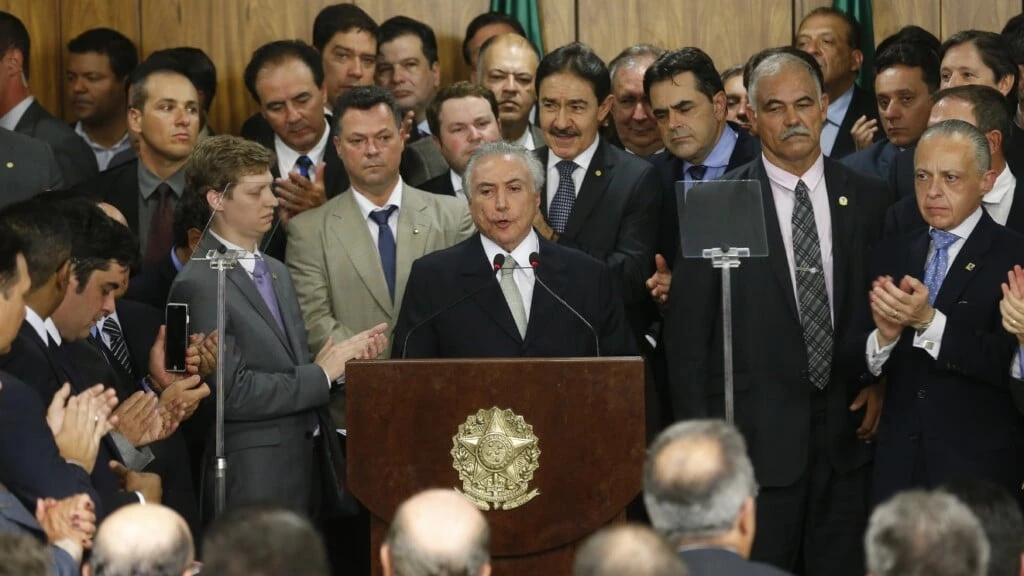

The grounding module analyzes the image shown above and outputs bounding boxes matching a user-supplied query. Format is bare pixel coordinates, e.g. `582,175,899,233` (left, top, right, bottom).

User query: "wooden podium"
346,357,645,575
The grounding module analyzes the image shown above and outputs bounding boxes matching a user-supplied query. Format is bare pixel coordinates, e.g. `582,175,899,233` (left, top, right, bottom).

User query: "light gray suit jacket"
14,100,97,187
168,233,328,515
0,127,63,208
286,183,475,426
403,138,449,186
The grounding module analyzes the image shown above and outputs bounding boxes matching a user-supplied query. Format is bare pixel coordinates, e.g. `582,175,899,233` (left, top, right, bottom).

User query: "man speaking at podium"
391,141,636,358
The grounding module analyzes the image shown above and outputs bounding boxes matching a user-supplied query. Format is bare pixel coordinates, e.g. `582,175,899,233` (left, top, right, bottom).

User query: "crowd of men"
1,2,1024,575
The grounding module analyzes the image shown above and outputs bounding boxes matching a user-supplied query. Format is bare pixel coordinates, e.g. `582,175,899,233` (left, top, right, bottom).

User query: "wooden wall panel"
872,0,940,45
0,0,61,122
941,0,1020,37
539,0,575,55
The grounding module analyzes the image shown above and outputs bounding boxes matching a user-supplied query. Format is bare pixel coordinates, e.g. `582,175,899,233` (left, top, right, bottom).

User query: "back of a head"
89,504,194,576
0,196,74,292
0,11,29,81
385,489,491,576
0,533,49,576
942,479,1024,576
865,490,990,576
573,524,689,576
202,506,329,576
462,11,527,66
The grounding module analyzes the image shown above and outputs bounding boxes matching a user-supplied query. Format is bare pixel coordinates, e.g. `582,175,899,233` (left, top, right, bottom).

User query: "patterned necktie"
369,206,398,301
252,257,285,334
549,160,578,234
145,183,175,269
923,229,960,306
500,255,528,338
102,317,133,376
296,155,313,179
792,179,833,390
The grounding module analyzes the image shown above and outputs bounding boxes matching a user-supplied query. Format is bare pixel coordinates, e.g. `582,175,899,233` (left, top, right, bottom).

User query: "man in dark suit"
419,82,503,198
885,85,1024,238
167,135,386,520
393,141,636,359
841,39,939,183
849,120,1024,507
75,57,199,272
477,34,545,150
795,7,882,159
645,421,794,576
0,128,62,208
665,50,888,576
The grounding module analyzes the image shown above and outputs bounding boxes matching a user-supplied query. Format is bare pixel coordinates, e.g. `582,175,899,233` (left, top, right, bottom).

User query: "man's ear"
55,260,72,293
380,543,393,576
851,48,864,73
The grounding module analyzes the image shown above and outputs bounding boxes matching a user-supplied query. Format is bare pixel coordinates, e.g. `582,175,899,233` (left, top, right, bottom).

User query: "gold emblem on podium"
451,407,540,510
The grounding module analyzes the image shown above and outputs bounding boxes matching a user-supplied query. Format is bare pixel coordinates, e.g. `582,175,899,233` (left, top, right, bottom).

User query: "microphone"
401,253,505,358
527,252,601,357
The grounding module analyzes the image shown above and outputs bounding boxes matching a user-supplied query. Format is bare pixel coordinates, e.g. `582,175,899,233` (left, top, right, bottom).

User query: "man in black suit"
841,39,939,183
75,57,199,272
795,7,882,159
392,140,636,359
885,85,1024,238
420,82,503,199
850,120,1024,508
645,421,794,576
664,50,888,576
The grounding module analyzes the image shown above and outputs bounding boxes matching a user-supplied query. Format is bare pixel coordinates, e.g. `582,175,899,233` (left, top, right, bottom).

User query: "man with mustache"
477,33,544,150
664,49,889,576
608,44,665,158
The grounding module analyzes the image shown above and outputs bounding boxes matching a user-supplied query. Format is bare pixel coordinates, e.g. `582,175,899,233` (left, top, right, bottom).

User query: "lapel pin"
838,196,848,206
271,272,278,280
5,162,12,169
594,170,603,177
413,228,420,234
966,263,975,271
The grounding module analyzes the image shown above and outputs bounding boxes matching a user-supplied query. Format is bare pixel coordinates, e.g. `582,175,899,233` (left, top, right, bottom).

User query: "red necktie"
145,183,174,268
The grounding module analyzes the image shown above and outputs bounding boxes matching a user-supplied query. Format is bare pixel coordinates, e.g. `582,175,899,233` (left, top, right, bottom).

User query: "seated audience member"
463,11,527,82
66,28,137,171
421,81,504,199
76,56,200,271
392,141,636,358
721,64,751,131
148,47,218,140
645,420,794,575
795,7,882,158
382,489,491,576
0,533,50,576
83,504,194,576
202,506,330,576
0,12,98,185
573,524,690,576
865,490,989,576
608,44,665,158
942,479,1024,576
0,127,63,209
476,33,543,149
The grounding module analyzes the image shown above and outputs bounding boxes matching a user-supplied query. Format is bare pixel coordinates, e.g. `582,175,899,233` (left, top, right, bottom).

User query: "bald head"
87,504,193,576
383,489,491,576
98,202,129,228
573,524,689,576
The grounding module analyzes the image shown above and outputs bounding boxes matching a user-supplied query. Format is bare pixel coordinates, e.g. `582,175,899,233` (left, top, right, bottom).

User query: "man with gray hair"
865,490,989,576
573,523,689,576
83,503,194,576
608,44,665,158
644,420,792,576
851,119,1024,508
664,48,889,575
381,489,491,576
392,141,636,358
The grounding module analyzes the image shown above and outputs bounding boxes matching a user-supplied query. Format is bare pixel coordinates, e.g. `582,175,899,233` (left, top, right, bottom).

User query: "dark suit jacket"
75,158,143,239
392,233,637,358
0,127,63,208
651,122,761,266
419,170,457,197
535,138,662,342
14,100,97,187
883,176,1024,238
680,548,795,576
124,251,178,310
840,138,899,183
846,212,1024,505
829,85,882,160
887,146,916,202
0,487,79,576
664,158,889,487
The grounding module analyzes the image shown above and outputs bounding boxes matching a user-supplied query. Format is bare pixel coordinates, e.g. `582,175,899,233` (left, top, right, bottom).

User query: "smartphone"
165,303,189,373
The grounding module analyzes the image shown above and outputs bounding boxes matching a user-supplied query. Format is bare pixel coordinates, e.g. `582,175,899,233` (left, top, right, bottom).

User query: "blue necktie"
549,160,577,234
370,206,398,301
296,155,313,179
923,229,960,305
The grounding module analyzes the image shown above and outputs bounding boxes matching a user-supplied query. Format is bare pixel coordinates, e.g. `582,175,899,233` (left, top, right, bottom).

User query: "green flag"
832,0,874,90
489,0,544,54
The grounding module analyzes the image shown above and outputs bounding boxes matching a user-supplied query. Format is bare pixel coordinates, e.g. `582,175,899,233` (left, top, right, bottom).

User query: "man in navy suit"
850,120,1024,508
392,140,636,359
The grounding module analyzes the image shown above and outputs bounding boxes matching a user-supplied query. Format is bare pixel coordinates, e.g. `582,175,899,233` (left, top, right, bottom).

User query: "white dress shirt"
512,126,536,150
480,230,539,321
24,306,55,345
545,136,600,214
0,96,33,131
983,164,1016,226
208,230,260,277
762,153,835,323
352,179,403,249
274,119,331,182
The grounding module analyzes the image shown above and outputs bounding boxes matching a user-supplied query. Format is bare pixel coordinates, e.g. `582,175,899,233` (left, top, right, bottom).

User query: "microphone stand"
704,247,749,425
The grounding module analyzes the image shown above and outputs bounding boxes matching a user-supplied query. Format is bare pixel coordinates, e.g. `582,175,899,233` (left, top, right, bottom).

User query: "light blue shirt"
820,86,854,157
683,124,738,186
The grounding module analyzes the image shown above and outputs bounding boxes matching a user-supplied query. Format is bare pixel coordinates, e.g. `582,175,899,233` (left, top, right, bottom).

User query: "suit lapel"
459,237,523,344
1006,179,1024,233
266,258,305,361
824,161,853,322
226,265,294,358
330,192,394,312
563,140,613,237
933,212,996,311
535,148,550,219
756,161,800,321
522,240,565,346
395,189,431,313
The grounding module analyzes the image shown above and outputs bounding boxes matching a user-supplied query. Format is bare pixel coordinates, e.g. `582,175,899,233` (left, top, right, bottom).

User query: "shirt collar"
208,229,260,257
762,152,826,192
138,161,186,200
685,123,737,171
826,86,855,127
273,118,331,176
353,178,404,221
512,127,535,150
983,164,1015,205
417,119,431,136
0,96,34,131
479,228,540,272
74,121,131,152
449,169,463,194
23,306,51,344
932,206,984,241
94,311,121,336
548,135,601,172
